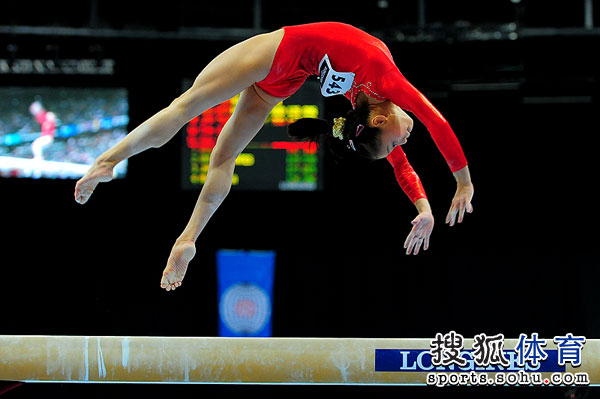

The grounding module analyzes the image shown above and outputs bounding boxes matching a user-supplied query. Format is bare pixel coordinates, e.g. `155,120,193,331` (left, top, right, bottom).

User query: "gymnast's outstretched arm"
381,69,474,226
387,146,434,255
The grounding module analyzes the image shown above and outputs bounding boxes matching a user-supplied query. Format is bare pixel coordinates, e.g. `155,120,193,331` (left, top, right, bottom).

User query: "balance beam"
0,336,597,385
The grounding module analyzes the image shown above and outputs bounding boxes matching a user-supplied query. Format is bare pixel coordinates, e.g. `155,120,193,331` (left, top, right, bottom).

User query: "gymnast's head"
287,100,413,161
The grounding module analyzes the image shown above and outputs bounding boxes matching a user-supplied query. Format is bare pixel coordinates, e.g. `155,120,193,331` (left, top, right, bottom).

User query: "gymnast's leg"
160,85,281,291
74,29,284,204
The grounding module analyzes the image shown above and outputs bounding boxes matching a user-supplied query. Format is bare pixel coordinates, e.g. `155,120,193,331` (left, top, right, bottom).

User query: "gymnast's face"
370,102,414,159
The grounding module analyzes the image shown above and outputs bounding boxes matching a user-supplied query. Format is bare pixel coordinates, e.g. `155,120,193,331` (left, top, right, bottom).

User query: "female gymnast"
74,22,474,292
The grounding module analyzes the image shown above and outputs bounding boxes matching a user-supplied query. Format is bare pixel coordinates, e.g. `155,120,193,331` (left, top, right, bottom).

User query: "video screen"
181,79,324,191
0,87,128,179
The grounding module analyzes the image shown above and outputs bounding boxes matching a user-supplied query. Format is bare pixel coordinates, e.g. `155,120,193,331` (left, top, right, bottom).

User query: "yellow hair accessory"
332,117,346,140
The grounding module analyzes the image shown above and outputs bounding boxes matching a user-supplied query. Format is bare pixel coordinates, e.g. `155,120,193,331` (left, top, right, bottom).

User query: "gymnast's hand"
445,182,474,227
161,239,196,292
74,159,115,204
404,210,434,255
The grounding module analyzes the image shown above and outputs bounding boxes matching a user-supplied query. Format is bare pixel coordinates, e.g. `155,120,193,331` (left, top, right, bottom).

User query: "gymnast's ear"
370,114,387,127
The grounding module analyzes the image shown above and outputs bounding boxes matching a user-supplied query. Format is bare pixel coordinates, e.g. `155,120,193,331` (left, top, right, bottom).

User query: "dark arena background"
1,1,599,398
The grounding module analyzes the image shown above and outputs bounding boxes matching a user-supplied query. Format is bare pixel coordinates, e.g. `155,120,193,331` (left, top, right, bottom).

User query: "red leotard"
256,22,468,203
35,110,56,138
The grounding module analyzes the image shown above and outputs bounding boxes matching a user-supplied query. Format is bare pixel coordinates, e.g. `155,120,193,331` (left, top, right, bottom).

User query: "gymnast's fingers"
446,205,458,226
458,200,466,223
405,224,420,253
412,238,422,255
424,228,431,250
406,232,421,255
404,229,413,250
405,238,415,255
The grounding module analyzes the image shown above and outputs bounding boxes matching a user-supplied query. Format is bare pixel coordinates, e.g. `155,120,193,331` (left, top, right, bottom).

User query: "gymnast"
74,22,474,292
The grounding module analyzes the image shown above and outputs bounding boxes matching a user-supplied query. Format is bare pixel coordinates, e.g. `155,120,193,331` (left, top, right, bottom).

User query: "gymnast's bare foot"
161,240,196,291
74,159,115,204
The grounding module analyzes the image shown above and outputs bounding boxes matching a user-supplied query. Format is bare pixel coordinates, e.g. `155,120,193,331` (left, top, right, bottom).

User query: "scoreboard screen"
181,79,324,191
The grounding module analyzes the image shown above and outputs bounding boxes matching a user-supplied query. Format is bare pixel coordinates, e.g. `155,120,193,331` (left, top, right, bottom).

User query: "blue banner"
375,349,565,373
217,250,275,337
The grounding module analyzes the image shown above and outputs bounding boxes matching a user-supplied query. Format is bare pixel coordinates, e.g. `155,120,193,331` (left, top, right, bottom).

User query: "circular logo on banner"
219,282,271,335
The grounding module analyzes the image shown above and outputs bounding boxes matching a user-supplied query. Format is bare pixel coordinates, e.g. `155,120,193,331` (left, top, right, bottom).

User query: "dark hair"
287,104,381,161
